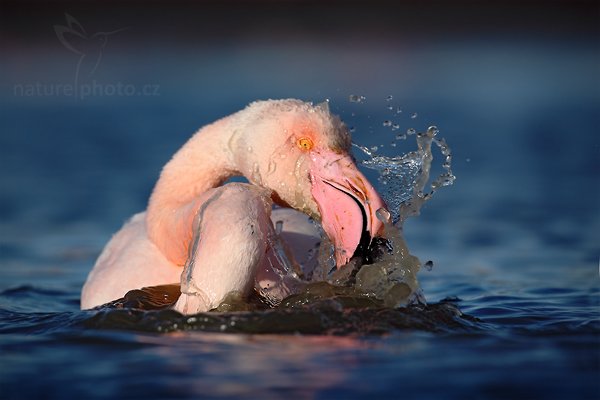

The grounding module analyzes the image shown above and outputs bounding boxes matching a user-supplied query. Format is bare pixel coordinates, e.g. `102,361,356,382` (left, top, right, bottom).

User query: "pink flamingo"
81,99,387,314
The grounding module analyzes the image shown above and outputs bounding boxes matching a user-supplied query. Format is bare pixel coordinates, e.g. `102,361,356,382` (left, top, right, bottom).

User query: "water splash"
354,209,425,307
257,218,305,307
355,125,455,225
329,124,456,306
313,230,337,282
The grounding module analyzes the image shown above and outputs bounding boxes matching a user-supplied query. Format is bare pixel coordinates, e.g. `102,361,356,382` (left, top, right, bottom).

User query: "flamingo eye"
297,137,314,151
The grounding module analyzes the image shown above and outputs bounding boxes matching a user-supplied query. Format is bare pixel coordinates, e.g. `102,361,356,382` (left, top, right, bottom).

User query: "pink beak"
310,149,387,267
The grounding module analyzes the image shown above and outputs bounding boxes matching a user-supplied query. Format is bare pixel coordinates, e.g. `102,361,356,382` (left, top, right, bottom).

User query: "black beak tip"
351,199,390,264
353,235,390,265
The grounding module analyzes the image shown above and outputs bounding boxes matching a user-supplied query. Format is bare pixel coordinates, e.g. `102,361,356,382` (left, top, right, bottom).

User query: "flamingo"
81,99,387,314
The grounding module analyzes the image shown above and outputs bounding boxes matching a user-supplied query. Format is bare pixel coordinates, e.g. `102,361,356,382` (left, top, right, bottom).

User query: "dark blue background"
1,1,598,399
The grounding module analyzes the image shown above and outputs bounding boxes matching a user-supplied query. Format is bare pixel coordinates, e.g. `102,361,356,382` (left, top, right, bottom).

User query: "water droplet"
251,162,261,183
390,142,397,147
275,220,283,234
392,123,400,131
349,94,366,103
349,126,356,133
387,105,394,111
395,133,407,140
383,120,392,127
386,95,393,101
406,128,416,135
466,158,471,162
424,260,433,271
370,146,378,152
410,112,418,119
375,207,391,223
442,175,455,186
247,146,253,153
396,107,402,114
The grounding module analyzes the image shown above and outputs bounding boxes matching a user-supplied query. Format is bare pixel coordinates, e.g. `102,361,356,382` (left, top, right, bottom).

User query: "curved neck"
146,116,242,265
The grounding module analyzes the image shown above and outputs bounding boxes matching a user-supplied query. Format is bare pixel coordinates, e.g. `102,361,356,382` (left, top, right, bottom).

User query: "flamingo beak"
310,149,387,268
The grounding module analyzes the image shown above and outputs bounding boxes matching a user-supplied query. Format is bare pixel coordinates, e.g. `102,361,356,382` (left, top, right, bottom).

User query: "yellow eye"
297,137,314,151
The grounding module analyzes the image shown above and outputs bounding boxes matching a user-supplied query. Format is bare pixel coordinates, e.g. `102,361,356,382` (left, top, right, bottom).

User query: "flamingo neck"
146,116,242,265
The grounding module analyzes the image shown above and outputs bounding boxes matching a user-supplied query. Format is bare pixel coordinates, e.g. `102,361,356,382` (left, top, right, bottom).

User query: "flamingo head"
232,99,388,267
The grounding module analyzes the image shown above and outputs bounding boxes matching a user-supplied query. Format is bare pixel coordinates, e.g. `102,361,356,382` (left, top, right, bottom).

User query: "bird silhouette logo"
54,13,127,88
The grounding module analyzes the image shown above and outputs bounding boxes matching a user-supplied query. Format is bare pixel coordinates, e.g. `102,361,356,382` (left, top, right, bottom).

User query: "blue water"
1,4,599,399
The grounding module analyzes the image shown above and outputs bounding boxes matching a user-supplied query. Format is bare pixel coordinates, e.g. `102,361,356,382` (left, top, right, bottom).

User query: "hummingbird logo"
54,13,127,88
